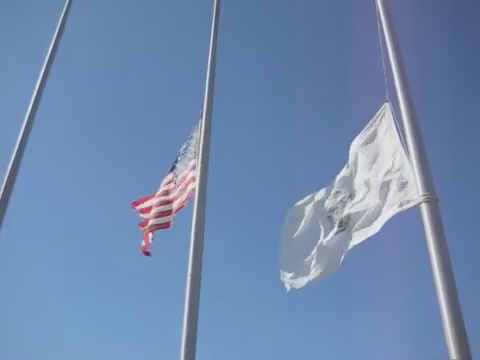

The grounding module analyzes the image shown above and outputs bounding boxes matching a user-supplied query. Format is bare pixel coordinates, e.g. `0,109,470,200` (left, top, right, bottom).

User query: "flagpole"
376,1,471,359
180,0,221,359
0,0,73,234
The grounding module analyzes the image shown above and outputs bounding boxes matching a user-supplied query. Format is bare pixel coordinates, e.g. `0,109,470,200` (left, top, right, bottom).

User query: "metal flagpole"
180,0,221,359
0,0,73,234
375,1,471,359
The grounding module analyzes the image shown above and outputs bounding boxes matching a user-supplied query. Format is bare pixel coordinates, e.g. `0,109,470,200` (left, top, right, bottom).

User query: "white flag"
280,102,421,290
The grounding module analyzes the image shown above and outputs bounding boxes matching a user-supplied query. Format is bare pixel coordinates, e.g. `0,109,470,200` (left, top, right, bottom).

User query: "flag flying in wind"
132,120,200,256
280,102,421,290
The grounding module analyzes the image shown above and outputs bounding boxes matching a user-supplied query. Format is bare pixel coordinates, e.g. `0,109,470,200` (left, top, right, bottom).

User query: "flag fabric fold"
132,121,200,256
280,102,421,290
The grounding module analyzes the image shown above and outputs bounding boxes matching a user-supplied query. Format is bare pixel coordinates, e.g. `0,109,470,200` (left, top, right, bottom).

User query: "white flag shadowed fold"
280,102,421,290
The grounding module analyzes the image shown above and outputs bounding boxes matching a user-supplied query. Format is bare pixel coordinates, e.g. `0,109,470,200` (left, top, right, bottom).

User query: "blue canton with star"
170,123,200,178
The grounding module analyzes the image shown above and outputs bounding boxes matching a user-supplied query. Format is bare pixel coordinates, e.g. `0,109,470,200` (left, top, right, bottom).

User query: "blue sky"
0,0,479,359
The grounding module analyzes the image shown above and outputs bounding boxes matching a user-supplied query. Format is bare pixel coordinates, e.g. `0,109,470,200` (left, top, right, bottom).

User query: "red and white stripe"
132,161,197,256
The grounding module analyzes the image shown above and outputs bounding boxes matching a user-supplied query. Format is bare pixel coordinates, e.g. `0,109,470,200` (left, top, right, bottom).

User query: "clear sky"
0,0,479,359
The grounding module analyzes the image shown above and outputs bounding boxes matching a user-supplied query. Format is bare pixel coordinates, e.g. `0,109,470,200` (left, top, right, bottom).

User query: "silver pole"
376,1,471,359
180,0,221,360
0,0,73,234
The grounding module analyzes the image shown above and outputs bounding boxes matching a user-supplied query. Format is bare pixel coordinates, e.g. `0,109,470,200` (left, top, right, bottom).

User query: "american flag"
132,121,200,256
